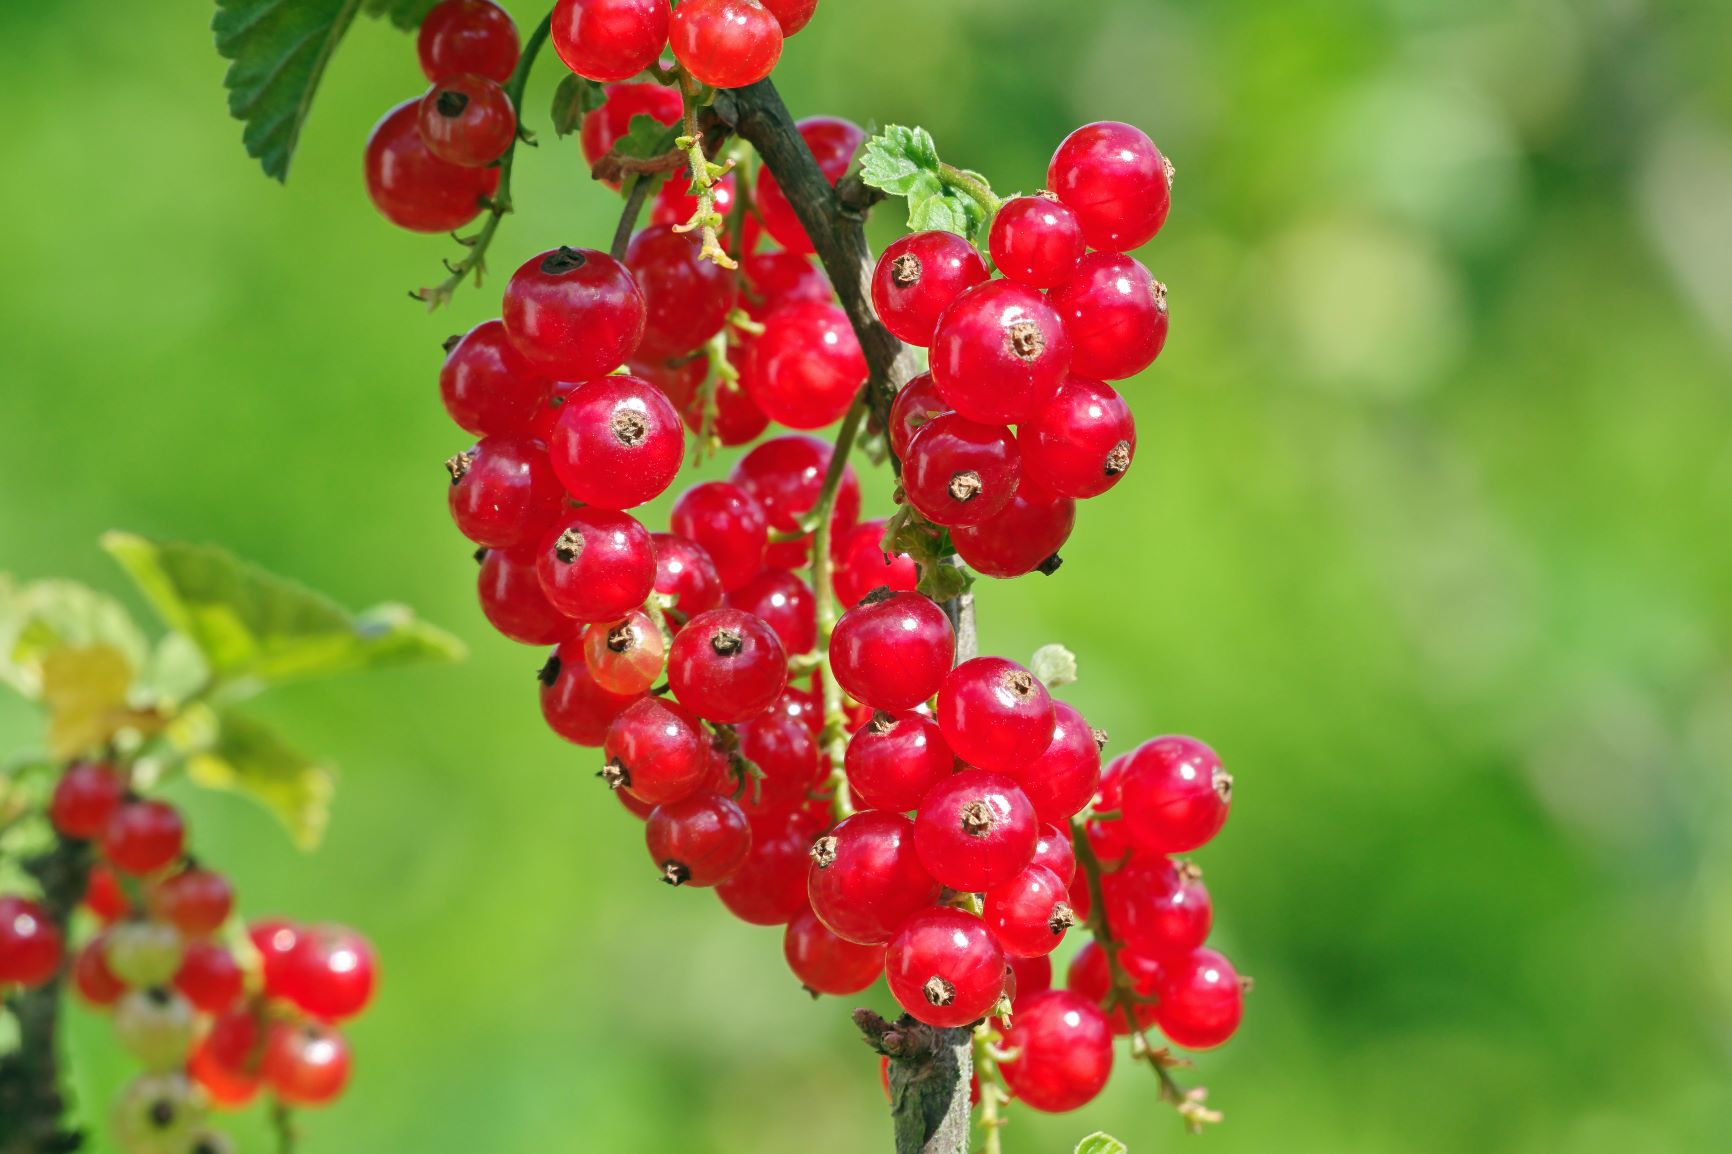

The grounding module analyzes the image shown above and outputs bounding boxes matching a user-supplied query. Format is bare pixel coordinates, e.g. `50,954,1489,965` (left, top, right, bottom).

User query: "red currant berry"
603,697,708,805
951,476,1075,579
582,81,684,181
174,941,244,1015
535,509,657,623
1048,252,1169,381
999,989,1114,1112
503,247,646,379
418,74,516,168
1022,376,1135,500
871,231,988,347
1007,953,1053,1003
651,172,760,255
150,868,233,936
885,907,1006,1028
913,770,1039,892
1120,736,1232,854
1029,822,1076,885
936,657,1055,773
446,433,564,549
982,865,1076,958
844,711,954,813
49,761,126,840
669,482,770,591
737,707,825,812
902,414,1021,529
783,907,884,995
193,1007,266,1106
540,643,640,746
419,0,520,83
364,100,498,233
667,608,788,723
651,532,723,622
263,1021,352,1107
439,320,549,438
549,375,683,509
84,864,131,922
830,592,954,713
1104,855,1211,959
0,896,62,987
929,279,1071,425
646,792,753,886
887,372,950,462
632,354,707,412
280,924,376,1022
74,933,127,1006
685,368,771,446
739,249,832,320
1065,938,1159,1035
989,194,1085,289
832,519,918,608
582,610,666,696
756,118,864,253
730,434,862,569
669,0,783,89
727,570,817,655
477,547,571,646
1048,121,1172,252
743,302,866,430
807,811,940,945
247,919,302,999
716,821,814,925
760,0,818,35
550,0,670,82
626,224,739,358
1003,701,1101,824
102,800,185,876
1154,947,1244,1049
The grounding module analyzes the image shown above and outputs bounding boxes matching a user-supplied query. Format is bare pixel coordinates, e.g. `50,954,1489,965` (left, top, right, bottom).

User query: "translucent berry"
685,369,771,446
739,249,832,320
1065,938,1160,1035
730,434,861,570
478,546,571,646
783,907,884,995
603,698,708,806
913,770,1039,892
582,610,665,696
667,608,788,723
832,518,918,608
104,921,183,988
103,800,185,876
150,867,233,936
1103,855,1211,959
738,706,825,812
1154,947,1244,1049
844,711,955,813
929,280,1071,425
540,643,640,746
756,118,863,253
669,482,770,591
646,792,753,886
1048,121,1172,252
936,657,1055,773
191,1008,265,1107
417,74,516,168
1047,253,1169,381
74,933,127,1006
1022,376,1135,499
114,988,197,1071
727,570,817,655
807,811,941,945
626,224,739,358
263,1022,352,1107
419,0,520,83
534,509,656,623
870,231,988,346
760,0,818,35
0,896,62,987
446,433,564,549
887,372,950,461
84,864,131,922
439,320,549,438
743,302,866,430
503,247,646,379
174,941,244,1015
885,907,1006,1028
716,822,814,925
829,592,954,712
1120,736,1232,854
982,865,1075,958
1007,953,1053,1004
247,919,302,998
549,374,684,509
998,989,1114,1112
989,194,1085,289
280,924,377,1022
550,0,671,82
49,760,126,840
670,0,784,89
651,532,724,622
1029,823,1076,885
902,414,1020,529
364,100,498,233
651,172,760,255
951,477,1075,579
1003,701,1101,824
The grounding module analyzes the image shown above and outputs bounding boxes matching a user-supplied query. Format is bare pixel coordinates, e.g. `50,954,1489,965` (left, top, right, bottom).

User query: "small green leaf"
860,125,943,197
189,713,334,850
551,74,608,137
919,562,972,604
907,189,975,237
101,532,464,691
213,0,364,182
362,0,440,29
613,113,682,161
0,577,148,701
1075,1134,1129,1154
1030,643,1078,689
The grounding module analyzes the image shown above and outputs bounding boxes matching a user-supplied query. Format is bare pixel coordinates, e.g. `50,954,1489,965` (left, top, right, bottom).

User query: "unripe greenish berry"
114,988,197,1072
106,921,184,988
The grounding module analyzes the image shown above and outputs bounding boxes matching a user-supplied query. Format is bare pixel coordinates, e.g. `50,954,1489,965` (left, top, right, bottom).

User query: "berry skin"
503,247,646,380
901,414,1021,529
760,0,818,35
885,907,1006,1028
417,74,517,168
419,0,520,83
632,353,707,412
667,608,788,723
982,865,1075,958
604,698,709,806
1003,701,1101,824
989,194,1085,289
439,320,549,438
651,532,724,622
549,374,684,508
540,642,640,746
737,706,825,811
114,988,197,1071
686,368,771,446
535,509,657,623
173,941,244,1015
756,118,864,253
280,924,377,1022
550,0,670,82
0,896,63,987
1102,856,1211,959
936,657,1056,773
150,867,234,936
844,711,955,813
191,1008,265,1107
84,864,131,921
247,919,302,998
364,100,499,233
478,546,572,646
669,482,770,591
951,477,1076,579
727,570,817,655
783,907,885,995
829,592,954,713
74,933,127,1006
582,609,666,696
1048,121,1172,252
738,249,832,320
626,224,739,358
870,231,989,347
929,279,1071,425
807,811,941,945
832,518,918,608
1022,376,1136,499
1119,736,1232,854
913,770,1039,892
49,761,126,840
670,0,784,89
1065,938,1160,1035
887,372,951,462
730,435,862,570
262,1022,352,1107
743,302,867,430
1154,947,1244,1050
102,800,185,876
1047,253,1169,381
998,989,1114,1112
1029,822,1076,885
446,433,565,549
1007,953,1053,1003
105,921,184,988
582,81,684,180
716,822,815,925
646,792,753,886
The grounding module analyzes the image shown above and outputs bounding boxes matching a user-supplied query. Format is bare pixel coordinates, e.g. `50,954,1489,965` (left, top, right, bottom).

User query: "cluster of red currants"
553,0,817,91
0,762,376,1152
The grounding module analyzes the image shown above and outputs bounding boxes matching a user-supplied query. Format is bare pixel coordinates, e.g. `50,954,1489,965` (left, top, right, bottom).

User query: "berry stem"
672,68,736,270
609,172,656,263
272,1099,299,1154
809,390,870,819
971,1024,1011,1154
937,162,1003,222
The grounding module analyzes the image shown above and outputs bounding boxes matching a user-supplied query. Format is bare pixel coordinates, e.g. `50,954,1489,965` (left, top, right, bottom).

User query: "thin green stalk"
810,391,871,819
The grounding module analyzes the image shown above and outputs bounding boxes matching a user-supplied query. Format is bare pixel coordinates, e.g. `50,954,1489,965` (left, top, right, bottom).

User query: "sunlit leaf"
188,713,334,850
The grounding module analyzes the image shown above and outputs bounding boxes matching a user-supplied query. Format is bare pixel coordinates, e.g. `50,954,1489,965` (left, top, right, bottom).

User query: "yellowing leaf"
187,714,334,850
40,645,159,758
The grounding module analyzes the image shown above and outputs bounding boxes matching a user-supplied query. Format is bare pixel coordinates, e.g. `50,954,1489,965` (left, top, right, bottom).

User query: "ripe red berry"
669,482,770,591
477,547,571,646
832,519,918,608
446,434,564,549
1119,736,1232,854
102,800,185,876
651,532,724,622
1003,701,1101,824
1048,121,1172,252
633,354,708,412
982,865,1075,958
364,100,498,233
929,280,1071,425
1007,952,1053,1005
1154,947,1244,1049
1048,252,1169,381
193,1009,266,1107
604,697,709,805
989,194,1085,289
84,864,131,922
49,761,126,840
730,435,862,570
737,706,825,812
1103,856,1211,959
550,0,670,82
540,642,640,746
738,249,832,320
1029,822,1076,885
913,770,1039,892
886,372,951,463
1065,938,1159,1035
951,477,1075,579
670,0,784,89
535,509,657,623
716,821,814,925
760,0,818,35
686,368,771,446
998,989,1114,1112
418,0,520,84
582,81,684,179
743,302,866,430
0,896,63,987
667,608,788,723
870,231,989,347
74,933,126,1006
150,868,234,936
247,918,302,999
1022,376,1136,500
262,1021,352,1107
844,711,954,813
626,224,739,358
885,907,1006,1028
807,811,940,945
829,592,954,713
727,570,817,655
548,375,683,509
651,172,760,255
783,907,883,994
902,414,1021,529
582,610,666,696
439,320,549,438
756,118,863,253
936,657,1055,773
417,74,516,168
174,941,245,1015
503,247,646,379
280,924,377,1022
646,792,753,886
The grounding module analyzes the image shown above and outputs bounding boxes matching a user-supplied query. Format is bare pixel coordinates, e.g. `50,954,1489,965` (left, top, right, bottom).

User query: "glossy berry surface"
646,792,753,886
737,707,825,812
439,320,548,437
550,0,670,82
1048,252,1169,381
886,372,950,462
102,800,185,876
913,770,1039,892
756,117,863,252
1065,938,1159,1035
669,482,769,591
870,231,988,346
731,435,861,570
999,989,1114,1112
263,1022,352,1107
549,374,684,509
604,698,708,806
885,907,1006,1028
744,302,866,430
716,823,814,925
503,247,645,380
281,924,377,1022
666,608,788,723
582,81,684,175
670,0,784,89
247,919,303,998
174,941,245,1015
727,570,817,655
193,1008,265,1106
652,171,759,255
929,279,1071,425
829,592,953,713
478,546,571,645
417,74,516,168
626,226,738,359
1023,376,1136,499
951,477,1075,579
0,896,62,987
651,532,724,622
901,414,1021,529
1154,947,1244,1049
807,811,940,945
783,907,884,995
582,610,665,695
1048,120,1172,252
983,865,1075,958
1029,823,1076,885
1120,735,1232,854
844,711,954,813
535,509,657,623
49,761,126,840
989,194,1085,288
832,518,918,608
1103,855,1211,958
446,433,564,549
540,642,640,746
936,657,1055,773
419,0,520,83
364,100,499,233
151,867,234,936
760,0,818,34
738,249,831,319
1004,701,1101,824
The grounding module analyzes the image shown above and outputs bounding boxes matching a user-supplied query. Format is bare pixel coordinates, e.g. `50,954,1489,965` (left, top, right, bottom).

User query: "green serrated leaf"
613,113,681,161
100,532,464,691
214,0,364,182
918,562,973,604
1030,643,1078,689
859,125,943,197
1075,1134,1128,1154
189,713,334,850
362,0,440,29
551,74,608,137
0,578,148,701
907,190,975,237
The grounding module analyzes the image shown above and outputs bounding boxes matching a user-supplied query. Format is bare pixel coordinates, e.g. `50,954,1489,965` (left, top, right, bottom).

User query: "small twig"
610,173,656,262
272,1100,299,1154
671,70,736,269
809,391,871,820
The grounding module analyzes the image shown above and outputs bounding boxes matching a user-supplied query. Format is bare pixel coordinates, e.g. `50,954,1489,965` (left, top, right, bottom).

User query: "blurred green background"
4,0,1732,1150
